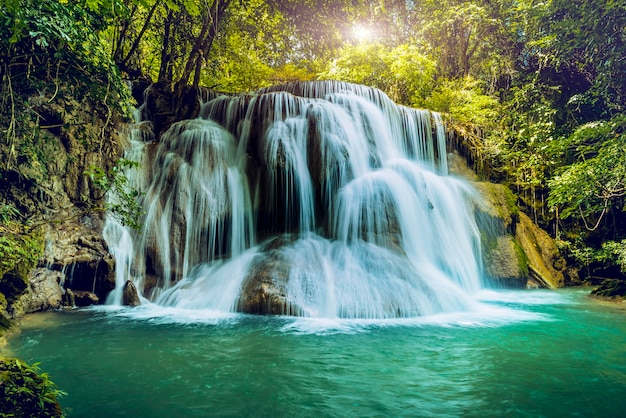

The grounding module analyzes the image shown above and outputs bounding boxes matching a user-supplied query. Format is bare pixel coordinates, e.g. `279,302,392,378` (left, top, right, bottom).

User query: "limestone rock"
472,182,566,288
590,279,626,300
73,291,99,307
42,215,116,302
122,280,141,306
238,238,294,315
473,182,527,287
20,269,63,313
515,212,565,288
483,235,527,288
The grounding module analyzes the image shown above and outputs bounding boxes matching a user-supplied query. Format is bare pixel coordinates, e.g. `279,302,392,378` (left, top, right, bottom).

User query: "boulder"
514,212,565,288
237,237,294,315
473,182,527,287
238,255,291,315
20,269,63,313
472,181,566,288
483,235,527,288
73,291,99,307
122,280,141,306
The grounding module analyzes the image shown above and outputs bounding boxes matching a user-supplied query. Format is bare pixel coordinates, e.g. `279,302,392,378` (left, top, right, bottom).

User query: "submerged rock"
122,280,141,306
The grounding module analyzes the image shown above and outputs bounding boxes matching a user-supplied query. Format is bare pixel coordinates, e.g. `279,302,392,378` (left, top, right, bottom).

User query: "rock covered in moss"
473,182,527,286
514,212,565,288
590,279,626,300
472,182,566,288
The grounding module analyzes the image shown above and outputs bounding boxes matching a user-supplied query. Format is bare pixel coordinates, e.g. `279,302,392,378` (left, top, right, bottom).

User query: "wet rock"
590,279,626,300
474,182,526,287
122,280,141,307
237,238,295,315
483,235,527,288
73,291,99,307
63,289,75,307
514,212,565,288
42,216,116,302
20,269,63,313
473,182,566,288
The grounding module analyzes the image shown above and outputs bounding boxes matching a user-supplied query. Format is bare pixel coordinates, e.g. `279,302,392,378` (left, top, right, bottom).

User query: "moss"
590,279,626,300
502,185,520,222
0,314,12,330
513,238,530,277
0,225,44,309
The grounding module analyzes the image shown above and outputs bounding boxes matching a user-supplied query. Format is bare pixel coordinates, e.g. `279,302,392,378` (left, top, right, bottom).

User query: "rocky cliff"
0,72,127,339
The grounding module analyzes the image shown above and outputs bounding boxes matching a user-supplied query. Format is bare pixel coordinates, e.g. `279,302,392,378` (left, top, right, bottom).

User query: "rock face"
0,73,124,326
473,182,526,287
73,291,100,307
40,215,116,305
237,238,293,315
590,279,626,300
472,181,566,288
515,212,565,288
18,269,64,313
122,280,141,306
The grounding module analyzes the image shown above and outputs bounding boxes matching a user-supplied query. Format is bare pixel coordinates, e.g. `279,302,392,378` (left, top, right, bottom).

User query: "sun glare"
352,25,373,43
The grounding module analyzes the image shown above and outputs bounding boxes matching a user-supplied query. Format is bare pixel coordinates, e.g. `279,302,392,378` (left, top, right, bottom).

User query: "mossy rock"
483,235,528,288
473,182,518,233
514,212,565,288
590,279,626,300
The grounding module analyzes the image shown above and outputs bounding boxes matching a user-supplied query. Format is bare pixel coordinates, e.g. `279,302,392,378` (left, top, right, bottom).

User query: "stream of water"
5,288,626,417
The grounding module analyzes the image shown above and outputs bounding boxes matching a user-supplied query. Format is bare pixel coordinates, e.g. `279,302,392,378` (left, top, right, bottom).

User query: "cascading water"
105,81,486,318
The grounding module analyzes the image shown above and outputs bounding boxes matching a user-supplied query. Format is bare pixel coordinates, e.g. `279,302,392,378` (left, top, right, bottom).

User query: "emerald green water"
4,288,626,417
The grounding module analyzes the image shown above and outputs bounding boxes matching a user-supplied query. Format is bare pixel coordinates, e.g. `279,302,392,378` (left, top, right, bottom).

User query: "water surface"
5,288,626,417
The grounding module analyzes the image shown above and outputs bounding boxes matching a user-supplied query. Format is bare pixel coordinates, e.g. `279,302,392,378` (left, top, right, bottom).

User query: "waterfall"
104,81,485,318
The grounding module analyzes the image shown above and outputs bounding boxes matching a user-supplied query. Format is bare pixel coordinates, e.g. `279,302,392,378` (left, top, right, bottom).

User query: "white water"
104,81,487,318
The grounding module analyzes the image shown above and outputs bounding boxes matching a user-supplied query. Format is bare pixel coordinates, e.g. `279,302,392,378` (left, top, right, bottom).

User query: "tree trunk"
158,10,173,83
177,0,232,89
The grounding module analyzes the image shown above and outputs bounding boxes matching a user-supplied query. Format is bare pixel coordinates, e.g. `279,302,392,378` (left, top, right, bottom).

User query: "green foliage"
1,0,134,191
426,77,500,127
320,42,437,107
0,0,133,111
0,204,19,224
548,115,626,222
558,237,626,275
597,241,626,274
0,357,65,418
86,158,144,230
0,205,44,302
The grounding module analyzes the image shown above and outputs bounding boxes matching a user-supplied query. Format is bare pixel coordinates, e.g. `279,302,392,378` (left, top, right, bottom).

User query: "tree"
321,42,437,107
